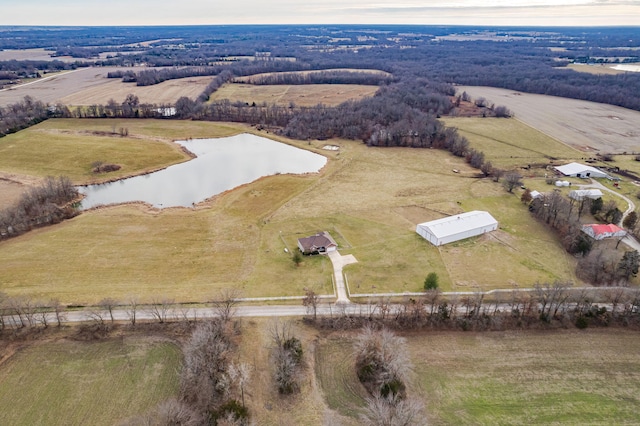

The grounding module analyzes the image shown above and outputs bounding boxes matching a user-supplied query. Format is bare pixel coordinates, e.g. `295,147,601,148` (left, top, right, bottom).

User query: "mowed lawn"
0,338,181,426
313,328,640,425
1,118,581,303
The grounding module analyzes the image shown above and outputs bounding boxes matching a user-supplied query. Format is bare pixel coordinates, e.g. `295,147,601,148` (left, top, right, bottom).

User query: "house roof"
555,162,608,177
582,223,625,236
417,211,498,239
298,231,337,251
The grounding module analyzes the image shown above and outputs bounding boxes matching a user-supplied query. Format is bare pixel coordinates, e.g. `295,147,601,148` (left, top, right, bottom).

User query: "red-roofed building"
581,224,627,240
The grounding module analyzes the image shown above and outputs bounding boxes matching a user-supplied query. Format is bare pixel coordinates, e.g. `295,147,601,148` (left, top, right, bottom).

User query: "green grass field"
0,338,181,425
442,117,584,169
313,328,640,425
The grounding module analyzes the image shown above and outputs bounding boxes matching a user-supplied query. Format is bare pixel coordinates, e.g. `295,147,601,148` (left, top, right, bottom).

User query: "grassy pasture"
0,119,246,184
442,117,583,169
313,328,640,425
210,83,379,107
0,338,181,426
0,118,582,302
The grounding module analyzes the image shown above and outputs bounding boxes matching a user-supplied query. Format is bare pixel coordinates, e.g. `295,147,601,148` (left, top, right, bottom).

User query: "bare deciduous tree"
360,394,424,426
211,288,241,322
302,287,319,321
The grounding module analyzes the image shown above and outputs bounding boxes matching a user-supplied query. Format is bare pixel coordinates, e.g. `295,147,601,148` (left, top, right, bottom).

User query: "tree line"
0,176,78,241
243,69,395,86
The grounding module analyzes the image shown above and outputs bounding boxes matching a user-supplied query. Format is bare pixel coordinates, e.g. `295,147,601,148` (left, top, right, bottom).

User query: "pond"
78,133,327,209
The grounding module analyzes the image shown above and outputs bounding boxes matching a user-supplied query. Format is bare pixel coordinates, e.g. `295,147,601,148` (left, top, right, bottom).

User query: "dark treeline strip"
0,60,85,73
0,96,57,137
0,176,79,241
310,283,640,332
245,70,395,86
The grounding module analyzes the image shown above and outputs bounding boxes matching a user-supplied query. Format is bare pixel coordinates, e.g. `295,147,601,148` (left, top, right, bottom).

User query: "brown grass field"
59,76,212,106
310,326,640,425
455,86,640,154
0,116,597,303
0,336,181,425
0,67,211,107
209,83,379,107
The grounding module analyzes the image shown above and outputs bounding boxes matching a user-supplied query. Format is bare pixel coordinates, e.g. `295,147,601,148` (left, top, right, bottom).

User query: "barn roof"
555,162,608,177
417,211,498,239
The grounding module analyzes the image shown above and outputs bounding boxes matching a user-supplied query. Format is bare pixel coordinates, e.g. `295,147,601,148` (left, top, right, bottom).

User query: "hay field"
442,117,583,169
0,119,578,303
312,328,640,425
0,338,181,425
60,76,212,105
210,83,379,107
456,86,640,153
0,67,210,107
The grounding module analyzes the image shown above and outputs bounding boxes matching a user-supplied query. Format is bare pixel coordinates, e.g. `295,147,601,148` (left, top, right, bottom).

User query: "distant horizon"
1,23,639,28
2,1,639,27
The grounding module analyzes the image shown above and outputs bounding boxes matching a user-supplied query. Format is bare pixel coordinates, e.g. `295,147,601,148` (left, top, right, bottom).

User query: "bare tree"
302,287,320,321
360,394,424,426
502,171,523,193
147,298,174,323
180,320,234,412
50,299,66,327
121,398,204,426
270,320,304,394
98,298,118,323
125,296,138,327
354,327,411,398
228,362,251,409
211,288,241,322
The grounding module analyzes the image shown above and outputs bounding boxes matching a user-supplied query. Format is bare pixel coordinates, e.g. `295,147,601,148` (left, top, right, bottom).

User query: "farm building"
530,190,543,199
569,189,603,201
582,224,626,240
416,211,498,247
297,231,337,255
554,162,610,179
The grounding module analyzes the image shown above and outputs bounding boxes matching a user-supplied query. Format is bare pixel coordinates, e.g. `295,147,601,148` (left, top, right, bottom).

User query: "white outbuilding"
554,162,610,179
569,189,603,201
416,211,498,247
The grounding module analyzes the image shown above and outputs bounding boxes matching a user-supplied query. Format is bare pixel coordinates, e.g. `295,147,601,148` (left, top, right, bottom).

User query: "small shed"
569,189,603,201
530,190,543,199
582,224,626,240
297,231,337,255
416,211,498,247
555,162,610,179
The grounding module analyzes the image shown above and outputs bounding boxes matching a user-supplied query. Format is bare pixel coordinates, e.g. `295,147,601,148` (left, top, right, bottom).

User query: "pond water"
78,133,327,209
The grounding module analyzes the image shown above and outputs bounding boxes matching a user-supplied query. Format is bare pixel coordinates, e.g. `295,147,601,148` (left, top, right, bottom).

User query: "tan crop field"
0,67,210,107
209,83,379,107
0,337,181,425
312,327,640,425
0,118,592,303
456,86,640,154
59,76,212,106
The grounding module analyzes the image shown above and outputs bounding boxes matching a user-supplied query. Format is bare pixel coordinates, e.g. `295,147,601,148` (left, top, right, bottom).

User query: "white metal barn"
569,189,603,201
554,162,610,179
416,211,498,247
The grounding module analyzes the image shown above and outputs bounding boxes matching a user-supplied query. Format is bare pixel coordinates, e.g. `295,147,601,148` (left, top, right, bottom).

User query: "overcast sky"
1,0,639,26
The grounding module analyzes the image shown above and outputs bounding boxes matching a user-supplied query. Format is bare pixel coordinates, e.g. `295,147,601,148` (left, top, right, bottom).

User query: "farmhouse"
416,211,498,247
297,231,337,255
555,162,610,179
582,224,626,240
569,189,603,201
